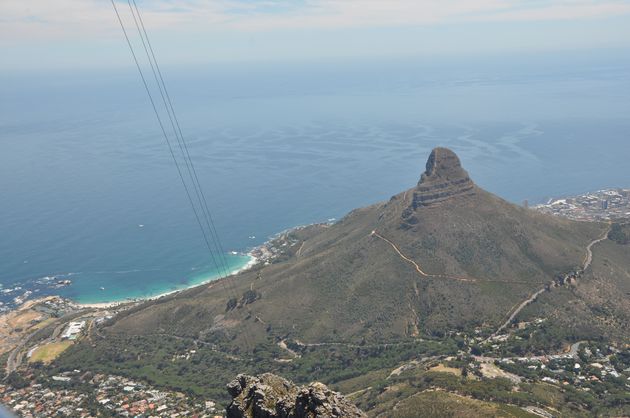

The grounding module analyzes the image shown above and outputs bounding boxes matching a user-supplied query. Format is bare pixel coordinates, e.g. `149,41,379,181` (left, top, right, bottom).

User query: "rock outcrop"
226,373,366,418
403,147,475,219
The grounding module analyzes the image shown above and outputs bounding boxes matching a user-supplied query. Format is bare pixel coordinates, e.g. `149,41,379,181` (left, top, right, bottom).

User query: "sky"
2,0,630,71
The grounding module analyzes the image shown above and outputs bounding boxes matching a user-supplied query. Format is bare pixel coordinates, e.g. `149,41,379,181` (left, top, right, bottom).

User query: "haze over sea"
1,50,629,306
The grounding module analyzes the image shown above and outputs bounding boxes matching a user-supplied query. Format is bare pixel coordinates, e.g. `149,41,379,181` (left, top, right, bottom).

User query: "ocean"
1,49,629,307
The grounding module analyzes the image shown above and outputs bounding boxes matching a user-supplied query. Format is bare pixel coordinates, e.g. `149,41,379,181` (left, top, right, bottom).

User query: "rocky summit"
226,373,366,418
405,147,475,213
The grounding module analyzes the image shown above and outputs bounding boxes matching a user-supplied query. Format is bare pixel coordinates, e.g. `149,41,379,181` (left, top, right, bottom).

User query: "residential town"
533,188,630,221
0,295,227,417
1,370,220,417
474,338,630,395
248,221,334,265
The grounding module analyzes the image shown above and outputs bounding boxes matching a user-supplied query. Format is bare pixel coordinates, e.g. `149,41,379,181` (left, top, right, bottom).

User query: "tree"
7,371,29,389
226,297,238,311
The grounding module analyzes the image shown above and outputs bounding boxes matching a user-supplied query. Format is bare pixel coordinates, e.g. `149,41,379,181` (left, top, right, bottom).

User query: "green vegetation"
349,357,630,417
0,351,10,380
53,326,630,416
55,335,457,405
384,390,537,418
28,341,73,364
494,321,587,356
47,151,630,416
608,222,630,245
6,371,29,389
88,178,609,351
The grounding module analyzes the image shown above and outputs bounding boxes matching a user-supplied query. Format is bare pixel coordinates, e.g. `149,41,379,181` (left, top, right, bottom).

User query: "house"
61,321,86,340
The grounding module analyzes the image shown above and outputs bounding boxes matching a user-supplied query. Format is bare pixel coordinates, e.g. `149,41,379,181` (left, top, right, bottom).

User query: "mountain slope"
103,148,607,343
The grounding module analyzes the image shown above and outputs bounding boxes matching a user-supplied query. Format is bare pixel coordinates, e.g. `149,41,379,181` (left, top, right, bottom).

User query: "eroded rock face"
405,147,475,214
226,373,366,418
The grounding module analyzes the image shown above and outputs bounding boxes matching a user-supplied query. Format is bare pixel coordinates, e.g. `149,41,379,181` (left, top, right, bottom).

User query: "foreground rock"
226,373,366,418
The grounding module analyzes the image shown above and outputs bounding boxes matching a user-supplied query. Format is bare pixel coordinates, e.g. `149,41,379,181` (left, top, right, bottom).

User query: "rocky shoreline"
247,220,336,266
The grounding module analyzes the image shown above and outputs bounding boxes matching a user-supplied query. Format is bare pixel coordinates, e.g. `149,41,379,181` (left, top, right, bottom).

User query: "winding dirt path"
583,223,611,271
492,288,547,337
371,231,475,282
296,241,306,257
372,223,611,340
492,224,612,337
278,340,301,359
371,231,541,285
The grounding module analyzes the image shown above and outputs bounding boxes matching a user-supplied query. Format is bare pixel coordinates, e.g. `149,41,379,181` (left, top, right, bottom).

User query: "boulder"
226,373,366,418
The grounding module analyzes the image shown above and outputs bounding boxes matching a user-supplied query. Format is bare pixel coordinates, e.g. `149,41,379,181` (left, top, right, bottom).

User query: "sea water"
1,49,629,306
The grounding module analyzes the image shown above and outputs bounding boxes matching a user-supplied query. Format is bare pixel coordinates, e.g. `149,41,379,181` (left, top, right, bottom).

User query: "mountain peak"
404,147,475,213
423,147,467,181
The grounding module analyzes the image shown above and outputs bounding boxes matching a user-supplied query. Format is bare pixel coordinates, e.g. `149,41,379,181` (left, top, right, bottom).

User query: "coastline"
75,220,335,310
76,254,259,309
4,219,335,314
76,187,629,310
6,184,623,314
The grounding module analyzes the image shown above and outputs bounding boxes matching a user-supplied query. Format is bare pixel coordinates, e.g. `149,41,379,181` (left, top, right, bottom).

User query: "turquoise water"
68,255,252,304
1,50,629,307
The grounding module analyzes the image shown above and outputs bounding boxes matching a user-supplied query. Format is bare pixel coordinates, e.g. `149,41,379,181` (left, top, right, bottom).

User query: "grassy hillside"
98,174,604,345
54,148,629,413
371,390,537,418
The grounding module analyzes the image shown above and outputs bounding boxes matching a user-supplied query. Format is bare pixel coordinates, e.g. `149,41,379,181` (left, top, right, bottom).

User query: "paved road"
493,288,547,337
6,321,67,375
294,338,425,350
567,341,583,357
5,310,96,375
6,334,31,375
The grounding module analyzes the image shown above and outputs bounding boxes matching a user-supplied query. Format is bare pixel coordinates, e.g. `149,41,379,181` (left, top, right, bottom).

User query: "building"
61,321,86,340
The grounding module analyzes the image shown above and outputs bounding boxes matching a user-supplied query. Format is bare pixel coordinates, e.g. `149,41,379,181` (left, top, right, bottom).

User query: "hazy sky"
2,0,630,71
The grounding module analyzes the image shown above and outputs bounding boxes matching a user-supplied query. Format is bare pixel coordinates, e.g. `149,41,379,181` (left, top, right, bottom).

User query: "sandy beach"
76,254,258,309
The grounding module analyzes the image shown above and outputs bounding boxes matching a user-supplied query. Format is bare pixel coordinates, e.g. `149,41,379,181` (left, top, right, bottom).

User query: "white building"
61,321,86,340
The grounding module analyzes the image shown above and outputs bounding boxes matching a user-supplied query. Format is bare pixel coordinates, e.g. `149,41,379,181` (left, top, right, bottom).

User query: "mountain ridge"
99,147,610,343
54,146,630,414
